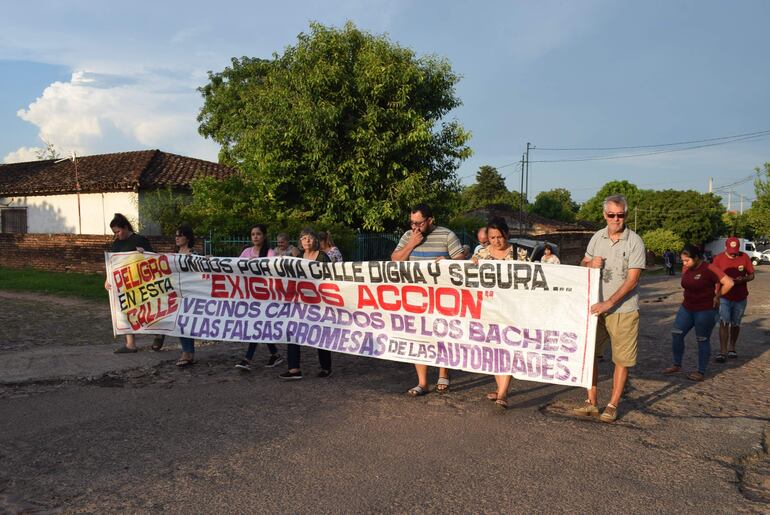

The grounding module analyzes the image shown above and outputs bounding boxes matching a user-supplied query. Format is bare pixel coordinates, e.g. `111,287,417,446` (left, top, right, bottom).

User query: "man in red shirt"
712,237,755,362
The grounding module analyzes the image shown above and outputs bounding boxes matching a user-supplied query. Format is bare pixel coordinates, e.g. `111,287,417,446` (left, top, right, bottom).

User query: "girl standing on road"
105,213,153,354
663,245,734,381
234,224,284,371
279,228,332,380
472,217,515,410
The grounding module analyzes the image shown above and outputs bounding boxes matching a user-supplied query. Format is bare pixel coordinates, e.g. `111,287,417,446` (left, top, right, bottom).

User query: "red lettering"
211,274,228,298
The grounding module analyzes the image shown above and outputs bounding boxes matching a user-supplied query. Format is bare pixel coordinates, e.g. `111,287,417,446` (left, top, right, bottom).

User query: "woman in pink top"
234,224,283,371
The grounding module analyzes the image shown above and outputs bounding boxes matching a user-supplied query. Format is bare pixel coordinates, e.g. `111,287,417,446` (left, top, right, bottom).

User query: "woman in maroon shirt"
662,245,733,381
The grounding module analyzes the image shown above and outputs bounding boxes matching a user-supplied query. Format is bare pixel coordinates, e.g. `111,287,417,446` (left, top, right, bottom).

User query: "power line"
530,133,770,163
536,129,770,151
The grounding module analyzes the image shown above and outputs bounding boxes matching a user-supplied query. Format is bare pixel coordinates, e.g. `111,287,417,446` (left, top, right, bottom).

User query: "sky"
1,0,768,205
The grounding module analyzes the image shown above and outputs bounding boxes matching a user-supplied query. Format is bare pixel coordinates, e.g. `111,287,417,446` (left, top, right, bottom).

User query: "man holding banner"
575,194,646,423
392,203,465,396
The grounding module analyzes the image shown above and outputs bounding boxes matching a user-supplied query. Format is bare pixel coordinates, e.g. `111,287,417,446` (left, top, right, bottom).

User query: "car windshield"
746,243,755,251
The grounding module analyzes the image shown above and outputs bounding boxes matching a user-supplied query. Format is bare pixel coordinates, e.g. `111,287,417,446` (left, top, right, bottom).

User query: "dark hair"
681,244,703,260
299,227,320,252
109,213,133,232
176,223,195,248
543,243,553,253
318,230,335,247
250,224,270,257
486,216,509,238
411,203,433,219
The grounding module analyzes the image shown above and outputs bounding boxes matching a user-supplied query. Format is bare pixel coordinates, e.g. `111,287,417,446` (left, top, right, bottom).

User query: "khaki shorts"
595,310,639,367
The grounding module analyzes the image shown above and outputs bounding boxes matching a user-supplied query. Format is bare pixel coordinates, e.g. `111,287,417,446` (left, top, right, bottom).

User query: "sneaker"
234,359,252,371
714,354,726,363
572,400,599,417
600,404,618,423
317,369,332,378
265,354,285,368
279,370,303,380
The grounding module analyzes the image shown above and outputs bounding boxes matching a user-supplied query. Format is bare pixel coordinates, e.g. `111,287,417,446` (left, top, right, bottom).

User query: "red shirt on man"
712,252,754,302
681,261,725,311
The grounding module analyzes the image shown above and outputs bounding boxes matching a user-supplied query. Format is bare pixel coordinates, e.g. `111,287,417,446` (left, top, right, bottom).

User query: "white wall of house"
0,192,139,234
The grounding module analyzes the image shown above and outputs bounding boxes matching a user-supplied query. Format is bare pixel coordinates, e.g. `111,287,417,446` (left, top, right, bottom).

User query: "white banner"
106,253,599,387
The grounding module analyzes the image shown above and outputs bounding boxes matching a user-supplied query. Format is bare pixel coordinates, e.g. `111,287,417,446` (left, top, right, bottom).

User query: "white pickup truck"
704,238,763,266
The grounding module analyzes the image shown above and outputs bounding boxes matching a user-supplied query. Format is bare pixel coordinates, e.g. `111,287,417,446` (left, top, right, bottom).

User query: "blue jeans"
671,305,718,374
180,337,195,354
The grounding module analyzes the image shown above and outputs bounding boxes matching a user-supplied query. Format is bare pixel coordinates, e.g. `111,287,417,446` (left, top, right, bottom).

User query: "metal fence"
204,229,476,261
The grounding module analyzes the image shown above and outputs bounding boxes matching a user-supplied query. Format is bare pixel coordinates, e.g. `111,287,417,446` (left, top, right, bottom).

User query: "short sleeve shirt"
681,261,725,311
473,246,515,261
585,227,646,314
395,226,463,261
712,252,753,302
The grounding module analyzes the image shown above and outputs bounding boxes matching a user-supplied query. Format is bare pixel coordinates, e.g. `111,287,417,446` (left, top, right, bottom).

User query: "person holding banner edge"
472,217,516,410
392,203,465,396
573,195,646,423
104,213,153,353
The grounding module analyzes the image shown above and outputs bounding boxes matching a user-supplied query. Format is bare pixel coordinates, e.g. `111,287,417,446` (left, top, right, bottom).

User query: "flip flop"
486,392,498,401
175,358,195,368
714,354,726,363
495,399,508,411
114,346,138,354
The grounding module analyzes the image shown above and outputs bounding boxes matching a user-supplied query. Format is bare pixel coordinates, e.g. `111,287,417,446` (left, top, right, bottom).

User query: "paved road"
0,270,768,514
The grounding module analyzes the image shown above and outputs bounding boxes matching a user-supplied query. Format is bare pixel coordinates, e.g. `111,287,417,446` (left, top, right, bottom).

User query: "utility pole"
708,177,713,193
728,191,732,212
634,206,638,232
519,153,525,236
524,142,531,205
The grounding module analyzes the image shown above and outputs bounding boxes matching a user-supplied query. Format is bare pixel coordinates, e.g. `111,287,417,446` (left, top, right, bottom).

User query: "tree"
722,211,755,240
635,189,724,244
642,228,684,256
196,21,471,231
576,180,643,223
458,165,525,212
35,140,61,160
530,188,579,222
745,163,770,237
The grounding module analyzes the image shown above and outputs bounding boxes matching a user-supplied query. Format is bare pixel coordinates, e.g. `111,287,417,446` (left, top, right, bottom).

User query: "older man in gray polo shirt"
574,194,646,423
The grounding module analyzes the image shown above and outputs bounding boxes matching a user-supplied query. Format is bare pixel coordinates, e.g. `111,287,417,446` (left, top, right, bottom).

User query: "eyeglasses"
605,212,626,219
410,219,429,228
175,234,184,237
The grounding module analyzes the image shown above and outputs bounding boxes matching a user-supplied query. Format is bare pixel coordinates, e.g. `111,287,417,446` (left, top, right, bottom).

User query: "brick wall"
0,233,201,274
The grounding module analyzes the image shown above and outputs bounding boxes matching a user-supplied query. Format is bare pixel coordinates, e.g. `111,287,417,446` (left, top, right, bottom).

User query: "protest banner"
105,252,600,387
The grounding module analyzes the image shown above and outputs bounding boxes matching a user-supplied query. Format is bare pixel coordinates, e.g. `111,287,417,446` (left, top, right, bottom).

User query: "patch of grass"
0,267,107,301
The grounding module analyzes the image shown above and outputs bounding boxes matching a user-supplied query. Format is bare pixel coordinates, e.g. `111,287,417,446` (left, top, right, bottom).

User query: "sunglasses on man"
605,212,626,219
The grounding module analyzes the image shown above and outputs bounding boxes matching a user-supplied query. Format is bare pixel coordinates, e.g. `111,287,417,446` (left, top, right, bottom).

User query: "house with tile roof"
0,150,234,235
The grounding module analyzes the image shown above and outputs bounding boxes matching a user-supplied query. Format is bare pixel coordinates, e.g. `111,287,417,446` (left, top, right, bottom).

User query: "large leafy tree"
576,180,643,223
530,188,579,222
635,189,725,244
196,21,471,231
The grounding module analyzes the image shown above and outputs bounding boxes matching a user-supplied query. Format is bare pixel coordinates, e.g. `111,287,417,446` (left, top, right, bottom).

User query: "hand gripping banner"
105,253,599,387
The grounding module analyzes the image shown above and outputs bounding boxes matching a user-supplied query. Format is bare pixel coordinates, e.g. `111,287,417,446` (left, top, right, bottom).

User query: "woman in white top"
541,244,560,264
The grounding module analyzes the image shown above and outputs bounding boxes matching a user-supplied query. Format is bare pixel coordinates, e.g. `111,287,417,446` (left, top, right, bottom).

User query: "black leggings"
244,342,278,360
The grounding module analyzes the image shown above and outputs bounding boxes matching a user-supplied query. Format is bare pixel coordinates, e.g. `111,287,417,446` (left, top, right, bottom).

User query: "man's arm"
590,268,642,315
391,231,422,262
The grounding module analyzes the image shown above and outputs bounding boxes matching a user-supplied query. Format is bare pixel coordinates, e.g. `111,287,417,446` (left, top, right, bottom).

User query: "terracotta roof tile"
0,150,235,196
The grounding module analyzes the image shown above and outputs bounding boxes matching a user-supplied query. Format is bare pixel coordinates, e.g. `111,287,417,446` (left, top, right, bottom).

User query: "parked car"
508,238,559,262
760,249,770,265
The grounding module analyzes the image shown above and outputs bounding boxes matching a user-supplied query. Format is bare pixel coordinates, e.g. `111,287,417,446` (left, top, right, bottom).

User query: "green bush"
642,228,684,257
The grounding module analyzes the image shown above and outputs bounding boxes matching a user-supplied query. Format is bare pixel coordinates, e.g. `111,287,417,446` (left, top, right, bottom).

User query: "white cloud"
3,146,43,164
14,70,219,160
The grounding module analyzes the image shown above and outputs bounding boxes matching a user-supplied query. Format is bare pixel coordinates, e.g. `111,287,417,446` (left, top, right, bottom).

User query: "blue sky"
1,0,768,204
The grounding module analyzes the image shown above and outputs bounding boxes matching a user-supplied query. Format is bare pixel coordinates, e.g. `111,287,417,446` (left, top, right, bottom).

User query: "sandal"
727,351,738,359
436,376,450,393
175,357,195,368
495,399,508,410
714,354,726,363
151,337,164,352
686,371,705,382
407,385,428,397
662,365,681,375
486,392,498,401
